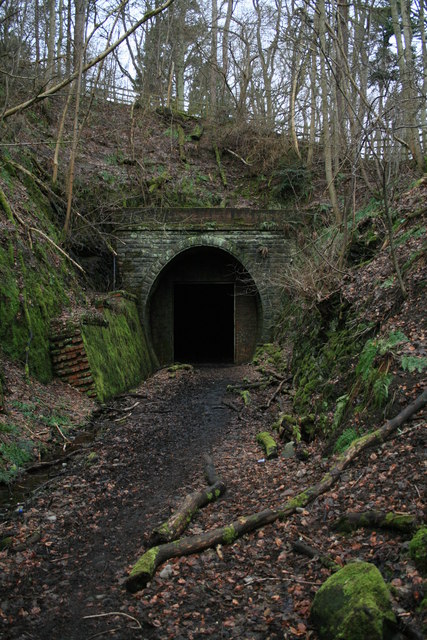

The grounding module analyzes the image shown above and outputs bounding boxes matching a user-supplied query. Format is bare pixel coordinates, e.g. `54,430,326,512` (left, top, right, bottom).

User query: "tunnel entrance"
174,283,234,363
147,246,261,366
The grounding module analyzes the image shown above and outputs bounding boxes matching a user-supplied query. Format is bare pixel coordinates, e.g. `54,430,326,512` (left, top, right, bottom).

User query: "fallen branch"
125,388,426,592
149,480,226,546
222,399,241,412
83,611,142,629
292,538,340,572
30,227,85,273
332,510,417,534
149,455,226,546
256,431,278,459
224,148,253,166
265,377,291,409
25,448,84,472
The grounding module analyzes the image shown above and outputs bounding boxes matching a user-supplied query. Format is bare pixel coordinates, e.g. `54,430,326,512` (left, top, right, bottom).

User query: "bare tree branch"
1,0,176,120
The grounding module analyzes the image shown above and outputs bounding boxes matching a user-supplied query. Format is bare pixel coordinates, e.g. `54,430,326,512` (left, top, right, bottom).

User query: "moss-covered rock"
409,526,427,576
81,298,153,402
310,562,396,640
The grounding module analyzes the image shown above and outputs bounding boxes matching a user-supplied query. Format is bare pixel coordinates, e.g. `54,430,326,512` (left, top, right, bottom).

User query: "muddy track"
0,366,248,640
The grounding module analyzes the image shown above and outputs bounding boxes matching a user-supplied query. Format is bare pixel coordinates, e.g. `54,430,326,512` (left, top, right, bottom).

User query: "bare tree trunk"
46,0,56,85
419,0,427,154
52,88,73,185
34,0,41,76
63,0,87,235
66,0,72,77
381,161,407,299
57,0,64,77
174,42,185,111
306,13,318,171
390,0,424,171
318,0,341,223
209,0,218,118
221,0,233,80
290,66,302,160
399,0,424,171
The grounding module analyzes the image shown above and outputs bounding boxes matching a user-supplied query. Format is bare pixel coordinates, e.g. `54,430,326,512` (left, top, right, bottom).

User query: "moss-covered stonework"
310,562,396,640
81,297,153,402
409,526,427,575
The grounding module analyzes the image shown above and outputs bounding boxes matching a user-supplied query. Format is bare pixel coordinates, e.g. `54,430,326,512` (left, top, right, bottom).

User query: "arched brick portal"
147,245,262,364
116,208,293,365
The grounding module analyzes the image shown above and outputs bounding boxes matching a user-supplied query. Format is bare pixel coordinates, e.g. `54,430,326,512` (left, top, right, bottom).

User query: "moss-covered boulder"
409,526,427,576
310,562,396,640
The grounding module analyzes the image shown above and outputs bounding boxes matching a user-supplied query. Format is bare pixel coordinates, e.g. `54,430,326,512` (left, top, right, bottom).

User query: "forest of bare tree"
1,0,426,177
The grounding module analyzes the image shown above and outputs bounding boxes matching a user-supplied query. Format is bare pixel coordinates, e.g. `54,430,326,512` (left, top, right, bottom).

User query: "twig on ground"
83,611,142,629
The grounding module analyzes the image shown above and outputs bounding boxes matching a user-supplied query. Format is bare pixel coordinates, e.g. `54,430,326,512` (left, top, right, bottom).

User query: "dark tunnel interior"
174,283,234,362
148,246,261,365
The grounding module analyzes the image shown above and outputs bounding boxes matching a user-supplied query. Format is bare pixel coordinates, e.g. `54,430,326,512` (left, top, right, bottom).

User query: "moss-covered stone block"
81,298,153,402
310,562,396,640
409,526,427,576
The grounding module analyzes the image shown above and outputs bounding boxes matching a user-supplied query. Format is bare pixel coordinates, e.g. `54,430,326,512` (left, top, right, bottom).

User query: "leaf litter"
0,360,425,639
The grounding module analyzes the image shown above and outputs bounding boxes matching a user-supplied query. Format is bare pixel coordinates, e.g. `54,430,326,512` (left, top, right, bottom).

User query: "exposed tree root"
125,388,426,593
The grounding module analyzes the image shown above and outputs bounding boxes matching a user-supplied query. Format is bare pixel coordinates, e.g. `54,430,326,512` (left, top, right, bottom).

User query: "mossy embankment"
0,158,78,382
273,190,427,450
0,156,154,482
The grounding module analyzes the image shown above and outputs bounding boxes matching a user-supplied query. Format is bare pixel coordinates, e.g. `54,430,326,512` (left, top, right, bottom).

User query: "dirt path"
0,366,253,639
1,365,425,640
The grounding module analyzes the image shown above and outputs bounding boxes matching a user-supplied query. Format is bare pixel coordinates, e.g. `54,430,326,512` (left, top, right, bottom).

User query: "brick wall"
50,324,97,398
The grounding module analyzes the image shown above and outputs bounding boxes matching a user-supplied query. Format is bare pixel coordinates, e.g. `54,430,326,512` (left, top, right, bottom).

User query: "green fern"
0,423,18,435
292,423,302,443
372,373,393,408
356,331,408,383
331,394,349,432
240,390,251,406
0,441,33,466
334,427,358,453
378,330,408,354
401,355,427,373
356,340,377,381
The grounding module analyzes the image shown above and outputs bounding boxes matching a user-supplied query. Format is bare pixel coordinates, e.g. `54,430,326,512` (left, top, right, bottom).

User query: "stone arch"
143,238,265,366
140,234,263,310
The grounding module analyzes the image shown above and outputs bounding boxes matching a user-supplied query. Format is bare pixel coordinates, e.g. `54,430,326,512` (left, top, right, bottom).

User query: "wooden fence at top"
83,81,207,116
